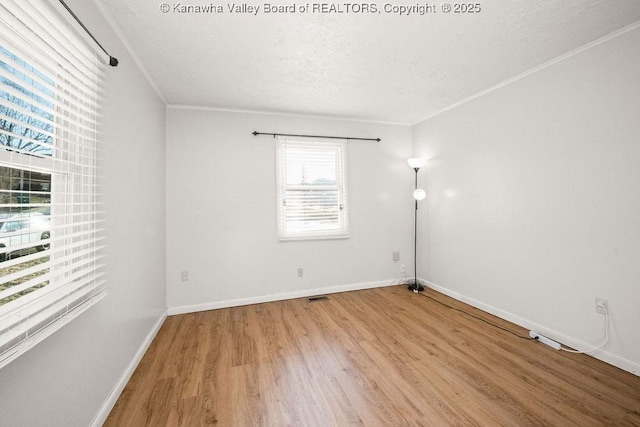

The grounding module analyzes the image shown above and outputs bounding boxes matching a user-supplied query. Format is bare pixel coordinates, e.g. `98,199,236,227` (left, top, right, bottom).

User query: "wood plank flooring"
105,286,640,426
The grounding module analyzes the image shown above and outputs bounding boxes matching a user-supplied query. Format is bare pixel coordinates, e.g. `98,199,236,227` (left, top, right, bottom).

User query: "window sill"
278,233,350,242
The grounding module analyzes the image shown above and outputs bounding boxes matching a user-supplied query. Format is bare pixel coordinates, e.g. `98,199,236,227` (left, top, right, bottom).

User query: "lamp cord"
417,291,610,351
560,308,609,353
417,291,533,340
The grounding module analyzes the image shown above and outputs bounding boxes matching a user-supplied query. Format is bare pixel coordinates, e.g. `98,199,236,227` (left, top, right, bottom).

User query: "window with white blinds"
276,138,349,240
0,0,106,369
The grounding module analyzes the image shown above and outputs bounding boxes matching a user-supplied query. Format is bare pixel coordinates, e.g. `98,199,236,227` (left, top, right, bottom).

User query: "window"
0,1,106,368
276,138,349,240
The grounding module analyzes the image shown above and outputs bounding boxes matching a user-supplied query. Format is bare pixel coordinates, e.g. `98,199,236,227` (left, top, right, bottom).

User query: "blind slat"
0,259,106,319
0,32,100,121
0,286,106,367
0,3,100,99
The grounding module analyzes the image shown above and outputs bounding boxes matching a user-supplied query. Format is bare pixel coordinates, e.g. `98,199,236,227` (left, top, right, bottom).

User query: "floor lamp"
407,158,426,292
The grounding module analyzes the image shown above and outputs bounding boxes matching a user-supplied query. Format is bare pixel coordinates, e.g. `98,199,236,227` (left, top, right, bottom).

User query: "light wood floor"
105,286,640,426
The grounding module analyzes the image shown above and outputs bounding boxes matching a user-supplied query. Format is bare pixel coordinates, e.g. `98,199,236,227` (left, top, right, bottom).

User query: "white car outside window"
0,212,50,261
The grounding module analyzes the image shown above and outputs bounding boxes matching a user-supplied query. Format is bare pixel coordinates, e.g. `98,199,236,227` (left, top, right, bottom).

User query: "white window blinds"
0,0,106,369
276,138,349,240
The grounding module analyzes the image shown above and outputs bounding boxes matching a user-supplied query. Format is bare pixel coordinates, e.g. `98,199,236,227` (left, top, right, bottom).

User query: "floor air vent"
308,295,329,302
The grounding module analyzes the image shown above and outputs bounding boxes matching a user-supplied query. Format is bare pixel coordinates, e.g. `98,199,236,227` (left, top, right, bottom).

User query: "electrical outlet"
595,298,608,315
400,264,405,272
393,250,400,261
297,267,304,278
181,271,189,281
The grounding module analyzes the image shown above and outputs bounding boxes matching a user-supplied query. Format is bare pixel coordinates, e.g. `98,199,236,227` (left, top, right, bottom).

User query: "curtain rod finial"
252,131,259,136
109,56,119,67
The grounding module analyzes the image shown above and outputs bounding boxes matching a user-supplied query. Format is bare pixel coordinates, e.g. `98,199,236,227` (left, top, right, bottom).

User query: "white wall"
413,25,640,373
166,108,414,311
0,1,167,426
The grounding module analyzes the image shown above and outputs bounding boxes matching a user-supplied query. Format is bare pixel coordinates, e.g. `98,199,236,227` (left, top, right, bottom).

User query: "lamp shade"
407,158,427,169
414,189,426,200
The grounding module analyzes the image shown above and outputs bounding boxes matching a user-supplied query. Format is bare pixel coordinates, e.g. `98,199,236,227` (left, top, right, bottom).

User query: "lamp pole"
407,158,426,292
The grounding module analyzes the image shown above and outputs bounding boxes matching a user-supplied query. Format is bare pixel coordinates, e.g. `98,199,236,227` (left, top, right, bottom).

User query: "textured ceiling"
98,0,640,124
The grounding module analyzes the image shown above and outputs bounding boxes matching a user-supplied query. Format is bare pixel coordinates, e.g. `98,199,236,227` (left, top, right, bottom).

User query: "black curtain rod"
252,131,381,142
58,0,119,67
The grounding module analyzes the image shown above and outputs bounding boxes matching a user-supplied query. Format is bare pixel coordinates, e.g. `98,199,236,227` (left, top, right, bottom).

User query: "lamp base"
407,283,424,292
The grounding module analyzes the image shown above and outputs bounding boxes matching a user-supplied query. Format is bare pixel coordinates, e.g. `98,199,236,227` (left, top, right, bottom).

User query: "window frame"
276,138,349,241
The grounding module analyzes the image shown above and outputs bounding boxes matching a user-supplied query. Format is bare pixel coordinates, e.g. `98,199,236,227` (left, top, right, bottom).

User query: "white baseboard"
422,279,640,376
91,309,168,427
168,279,399,316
